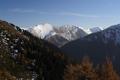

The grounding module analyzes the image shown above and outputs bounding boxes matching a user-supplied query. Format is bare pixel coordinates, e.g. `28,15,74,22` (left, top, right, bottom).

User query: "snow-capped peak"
82,27,103,34
90,27,102,33
29,23,54,39
28,24,87,41
55,25,87,41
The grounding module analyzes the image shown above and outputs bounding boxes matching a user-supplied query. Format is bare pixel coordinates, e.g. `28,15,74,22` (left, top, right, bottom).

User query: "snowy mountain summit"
90,27,102,33
29,23,54,39
54,25,87,41
29,24,87,41
28,24,87,47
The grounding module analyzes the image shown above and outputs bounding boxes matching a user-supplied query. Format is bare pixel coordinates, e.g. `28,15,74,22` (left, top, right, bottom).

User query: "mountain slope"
46,34,68,47
61,24,120,71
0,20,67,80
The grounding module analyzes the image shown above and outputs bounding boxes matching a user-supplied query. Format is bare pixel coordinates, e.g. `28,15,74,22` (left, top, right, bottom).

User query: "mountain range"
61,24,120,71
1,20,120,79
28,24,102,47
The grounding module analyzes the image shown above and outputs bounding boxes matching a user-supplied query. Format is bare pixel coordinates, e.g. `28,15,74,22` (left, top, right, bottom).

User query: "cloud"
9,9,101,18
59,12,100,18
29,23,54,38
9,8,50,15
10,8,35,13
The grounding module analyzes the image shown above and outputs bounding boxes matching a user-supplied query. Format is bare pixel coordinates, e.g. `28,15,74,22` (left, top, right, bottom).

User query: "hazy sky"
1,0,120,28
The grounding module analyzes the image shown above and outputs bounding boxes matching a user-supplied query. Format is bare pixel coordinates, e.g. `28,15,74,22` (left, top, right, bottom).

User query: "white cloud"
9,8,50,15
59,12,100,18
21,27,28,30
29,23,54,38
9,9,101,18
10,8,35,13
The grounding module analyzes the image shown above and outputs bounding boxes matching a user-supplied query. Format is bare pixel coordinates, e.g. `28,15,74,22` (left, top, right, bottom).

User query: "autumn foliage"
64,56,120,80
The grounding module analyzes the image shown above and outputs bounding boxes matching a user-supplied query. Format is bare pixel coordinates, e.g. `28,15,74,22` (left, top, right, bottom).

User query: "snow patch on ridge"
90,27,102,33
